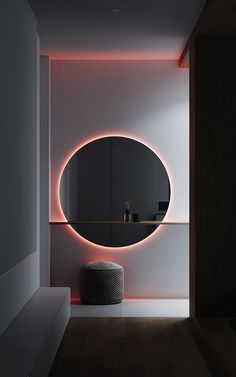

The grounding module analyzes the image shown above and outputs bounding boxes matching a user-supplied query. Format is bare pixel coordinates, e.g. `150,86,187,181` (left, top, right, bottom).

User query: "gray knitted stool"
79,261,124,304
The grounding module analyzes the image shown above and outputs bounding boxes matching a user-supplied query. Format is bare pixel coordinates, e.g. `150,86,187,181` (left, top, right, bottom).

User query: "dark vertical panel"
191,37,236,316
0,0,38,275
61,156,79,220
69,138,111,246
190,43,196,317
40,56,50,286
76,138,111,220
111,137,167,247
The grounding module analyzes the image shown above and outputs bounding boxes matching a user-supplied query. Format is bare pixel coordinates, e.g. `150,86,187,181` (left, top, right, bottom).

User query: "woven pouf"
79,261,124,304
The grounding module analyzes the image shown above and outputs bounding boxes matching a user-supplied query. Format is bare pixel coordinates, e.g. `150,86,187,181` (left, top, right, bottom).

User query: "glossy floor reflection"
71,299,189,317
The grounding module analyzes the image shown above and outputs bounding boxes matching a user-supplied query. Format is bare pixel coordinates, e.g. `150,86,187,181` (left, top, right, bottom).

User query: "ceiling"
28,0,206,60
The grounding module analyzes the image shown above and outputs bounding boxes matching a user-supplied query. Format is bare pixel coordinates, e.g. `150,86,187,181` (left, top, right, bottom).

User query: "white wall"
50,60,189,298
0,0,39,335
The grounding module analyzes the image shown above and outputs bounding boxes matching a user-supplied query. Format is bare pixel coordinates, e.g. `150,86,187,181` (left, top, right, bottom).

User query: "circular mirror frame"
58,135,171,249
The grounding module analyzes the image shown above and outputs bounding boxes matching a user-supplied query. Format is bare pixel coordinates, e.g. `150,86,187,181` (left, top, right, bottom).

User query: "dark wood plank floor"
193,318,236,377
49,318,214,377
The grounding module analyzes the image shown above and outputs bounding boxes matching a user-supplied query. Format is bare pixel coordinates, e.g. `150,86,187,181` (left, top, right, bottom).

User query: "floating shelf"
49,221,189,225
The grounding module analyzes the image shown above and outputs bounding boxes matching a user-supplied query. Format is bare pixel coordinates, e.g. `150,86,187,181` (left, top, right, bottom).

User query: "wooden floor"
193,318,236,377
49,318,217,377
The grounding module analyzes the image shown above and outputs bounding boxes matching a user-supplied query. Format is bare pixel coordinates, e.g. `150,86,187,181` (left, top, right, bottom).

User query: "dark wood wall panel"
191,36,236,316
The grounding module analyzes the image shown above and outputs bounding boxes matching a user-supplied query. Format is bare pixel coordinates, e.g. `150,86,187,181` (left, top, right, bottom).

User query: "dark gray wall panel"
60,138,112,246
75,138,111,221
111,137,167,246
191,37,236,316
40,56,50,286
0,0,38,276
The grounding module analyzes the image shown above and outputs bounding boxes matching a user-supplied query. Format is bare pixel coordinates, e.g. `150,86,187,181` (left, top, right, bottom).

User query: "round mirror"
60,136,170,247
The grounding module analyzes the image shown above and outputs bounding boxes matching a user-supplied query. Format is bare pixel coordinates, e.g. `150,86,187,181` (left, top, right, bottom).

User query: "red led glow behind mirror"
55,133,172,251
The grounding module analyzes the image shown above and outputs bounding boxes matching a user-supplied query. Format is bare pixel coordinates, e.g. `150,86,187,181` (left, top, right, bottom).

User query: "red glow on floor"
179,51,189,69
70,296,181,303
52,132,173,251
180,61,189,68
71,297,80,303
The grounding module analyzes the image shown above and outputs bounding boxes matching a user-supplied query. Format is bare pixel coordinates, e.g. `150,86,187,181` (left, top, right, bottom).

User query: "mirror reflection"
60,136,170,247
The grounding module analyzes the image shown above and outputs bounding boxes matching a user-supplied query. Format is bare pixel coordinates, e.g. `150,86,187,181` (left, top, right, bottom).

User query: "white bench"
0,287,70,377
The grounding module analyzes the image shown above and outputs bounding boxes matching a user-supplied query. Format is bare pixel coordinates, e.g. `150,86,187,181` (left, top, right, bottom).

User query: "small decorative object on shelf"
133,213,140,222
124,200,131,222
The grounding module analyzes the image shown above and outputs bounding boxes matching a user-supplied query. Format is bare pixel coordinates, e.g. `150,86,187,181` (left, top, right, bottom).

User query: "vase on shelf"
124,201,131,222
124,209,131,222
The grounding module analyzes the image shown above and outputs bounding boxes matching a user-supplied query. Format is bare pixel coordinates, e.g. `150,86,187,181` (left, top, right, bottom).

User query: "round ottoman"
79,261,124,304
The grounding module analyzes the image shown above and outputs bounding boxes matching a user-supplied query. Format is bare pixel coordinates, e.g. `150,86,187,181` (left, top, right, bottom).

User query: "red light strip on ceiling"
42,51,181,61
